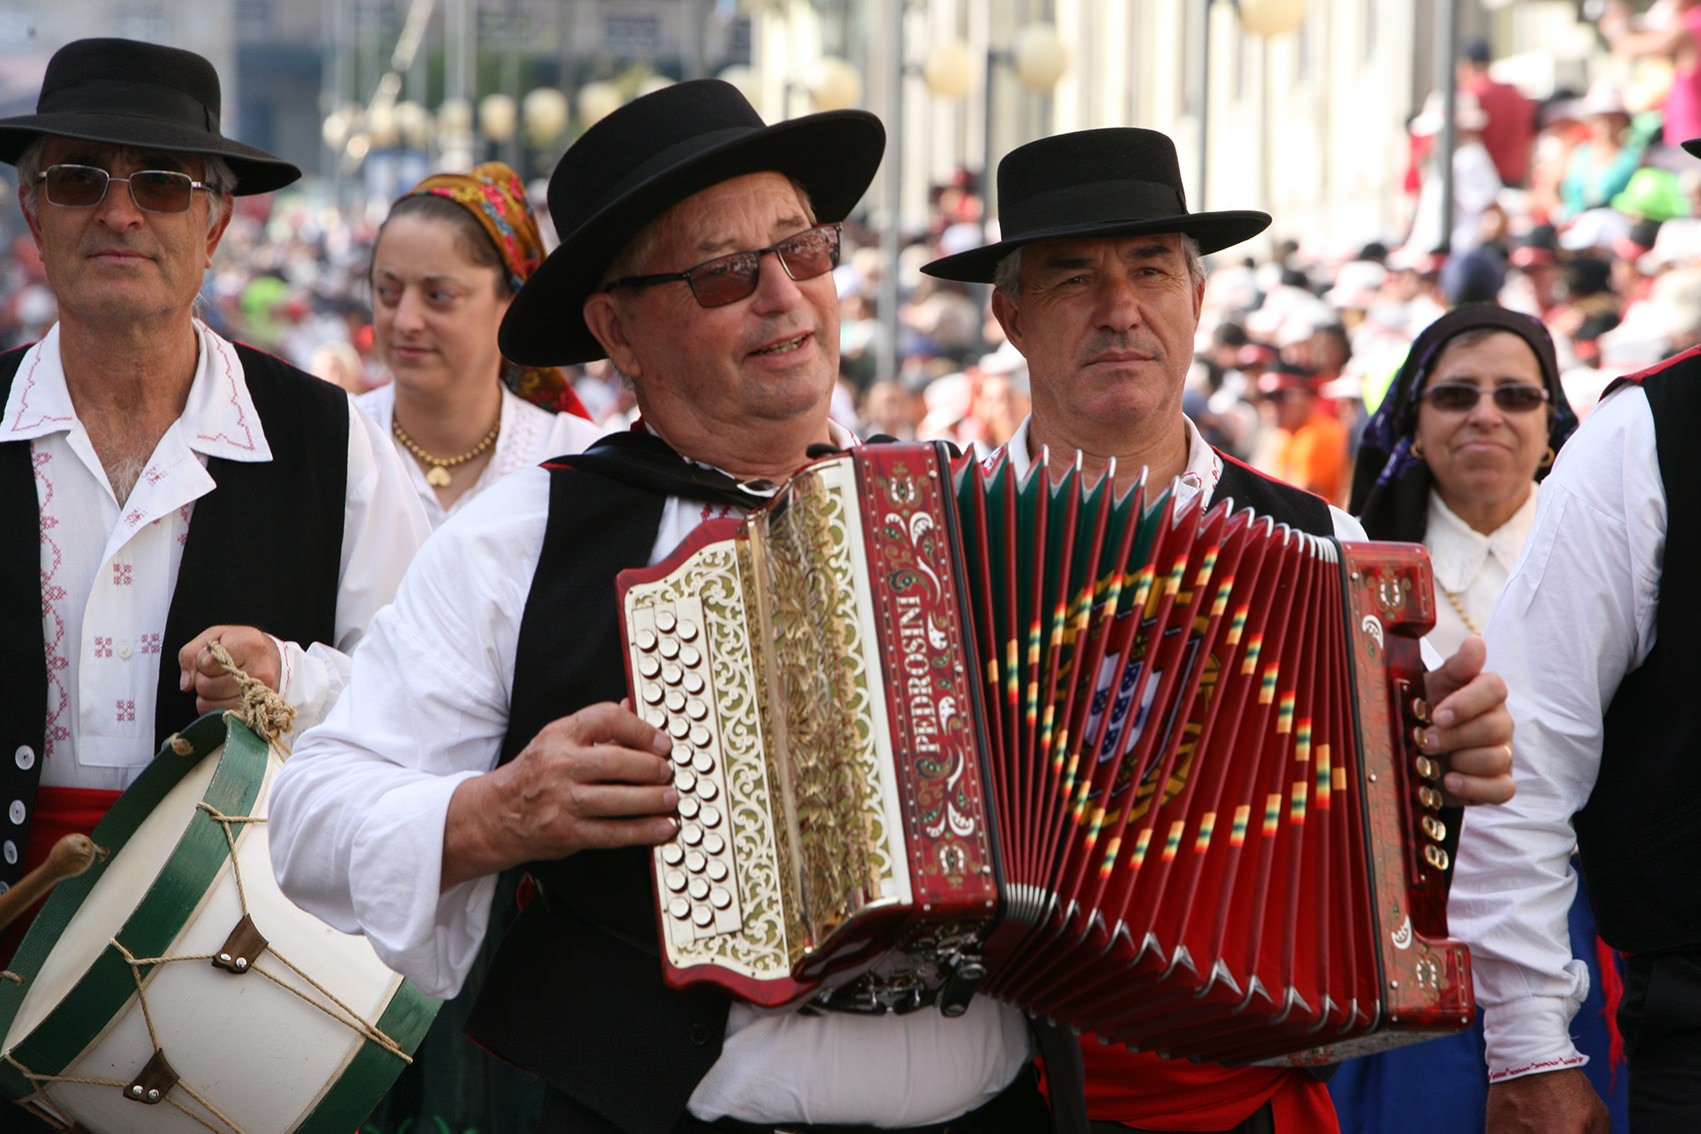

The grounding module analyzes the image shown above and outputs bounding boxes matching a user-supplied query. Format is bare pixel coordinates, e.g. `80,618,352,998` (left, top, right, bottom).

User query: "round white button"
662,844,684,867
692,904,714,928
14,746,33,770
696,779,718,803
710,887,733,910
2,841,15,865
704,833,726,855
8,800,25,825
688,877,709,901
665,870,687,893
707,860,728,883
116,641,133,660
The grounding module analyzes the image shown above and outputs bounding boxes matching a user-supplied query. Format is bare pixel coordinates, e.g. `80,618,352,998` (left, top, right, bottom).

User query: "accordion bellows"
617,443,1470,1066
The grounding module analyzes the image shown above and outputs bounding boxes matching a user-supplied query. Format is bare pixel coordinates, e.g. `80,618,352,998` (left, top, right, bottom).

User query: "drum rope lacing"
3,672,414,1132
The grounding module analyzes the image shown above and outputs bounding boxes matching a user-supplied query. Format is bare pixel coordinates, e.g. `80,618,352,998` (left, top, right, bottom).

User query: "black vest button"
687,1023,711,1045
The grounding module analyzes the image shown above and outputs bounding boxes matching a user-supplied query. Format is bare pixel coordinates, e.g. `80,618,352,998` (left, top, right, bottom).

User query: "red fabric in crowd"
0,785,120,968
1464,75,1535,188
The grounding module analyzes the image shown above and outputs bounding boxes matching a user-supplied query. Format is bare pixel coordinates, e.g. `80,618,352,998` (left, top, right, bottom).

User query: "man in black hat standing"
0,39,425,919
922,127,1516,1134
270,79,1060,1133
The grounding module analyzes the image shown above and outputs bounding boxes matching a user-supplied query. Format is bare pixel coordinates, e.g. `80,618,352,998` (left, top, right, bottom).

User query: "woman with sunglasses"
1331,305,1627,1132
362,162,603,528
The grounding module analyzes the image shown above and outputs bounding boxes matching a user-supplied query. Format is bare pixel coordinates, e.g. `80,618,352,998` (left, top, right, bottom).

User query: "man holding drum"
921,128,1516,1134
0,40,426,923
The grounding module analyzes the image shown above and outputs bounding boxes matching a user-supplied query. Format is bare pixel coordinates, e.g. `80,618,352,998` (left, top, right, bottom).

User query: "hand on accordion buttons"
1419,635,1515,808
178,624,284,714
441,701,679,887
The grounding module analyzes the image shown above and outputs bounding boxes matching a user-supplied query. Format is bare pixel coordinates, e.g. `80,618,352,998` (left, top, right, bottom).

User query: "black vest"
466,444,1340,1131
0,341,348,889
1209,453,1335,535
1578,357,1701,953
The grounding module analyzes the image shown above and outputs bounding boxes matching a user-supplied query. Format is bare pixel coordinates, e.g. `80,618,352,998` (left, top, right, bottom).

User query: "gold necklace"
1440,585,1480,636
392,413,500,487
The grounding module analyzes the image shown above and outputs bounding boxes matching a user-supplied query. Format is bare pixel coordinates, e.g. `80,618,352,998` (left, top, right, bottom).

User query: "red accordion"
616,443,1470,1066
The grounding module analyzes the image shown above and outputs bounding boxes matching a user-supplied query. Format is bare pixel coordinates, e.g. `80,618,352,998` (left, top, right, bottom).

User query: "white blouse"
357,383,608,529
1423,485,1539,658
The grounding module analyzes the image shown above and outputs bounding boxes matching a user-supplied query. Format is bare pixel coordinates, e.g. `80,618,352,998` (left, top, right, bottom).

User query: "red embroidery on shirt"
6,349,74,433
194,336,257,450
35,444,69,759
144,466,163,485
140,633,162,655
115,700,135,723
112,563,134,586
124,509,143,526
93,636,112,658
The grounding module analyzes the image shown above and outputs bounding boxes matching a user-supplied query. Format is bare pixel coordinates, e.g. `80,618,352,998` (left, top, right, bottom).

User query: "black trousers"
538,1067,1051,1134
1622,950,1701,1132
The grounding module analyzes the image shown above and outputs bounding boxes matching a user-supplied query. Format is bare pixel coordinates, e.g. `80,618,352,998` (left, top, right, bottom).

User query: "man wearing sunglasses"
923,128,1516,1134
1445,136,1701,1134
0,39,425,938
271,81,1070,1133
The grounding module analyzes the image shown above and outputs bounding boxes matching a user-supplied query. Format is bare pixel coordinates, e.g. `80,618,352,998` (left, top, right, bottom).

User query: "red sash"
1065,1041,1340,1132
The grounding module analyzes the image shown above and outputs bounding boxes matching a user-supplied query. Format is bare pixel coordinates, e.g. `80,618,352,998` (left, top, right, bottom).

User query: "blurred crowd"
0,19,1698,512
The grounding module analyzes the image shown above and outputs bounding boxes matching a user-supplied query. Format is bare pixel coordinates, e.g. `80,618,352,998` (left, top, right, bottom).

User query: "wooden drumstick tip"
45,833,101,879
0,833,107,933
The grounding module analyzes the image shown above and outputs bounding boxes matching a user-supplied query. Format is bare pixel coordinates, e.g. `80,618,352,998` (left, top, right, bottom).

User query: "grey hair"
992,234,1206,298
16,135,238,229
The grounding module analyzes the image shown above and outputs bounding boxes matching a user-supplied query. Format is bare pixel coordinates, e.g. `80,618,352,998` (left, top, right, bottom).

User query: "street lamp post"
1197,1,1306,225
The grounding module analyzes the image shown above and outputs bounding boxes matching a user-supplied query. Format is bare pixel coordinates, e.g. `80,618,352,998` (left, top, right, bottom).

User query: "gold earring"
1539,445,1555,468
1410,439,1425,460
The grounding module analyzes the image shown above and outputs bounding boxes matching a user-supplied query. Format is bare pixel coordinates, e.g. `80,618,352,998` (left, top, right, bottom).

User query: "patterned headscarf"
399,162,589,418
1350,304,1578,542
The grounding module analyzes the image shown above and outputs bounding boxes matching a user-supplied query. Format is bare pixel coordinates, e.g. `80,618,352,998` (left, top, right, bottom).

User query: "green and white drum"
0,712,439,1133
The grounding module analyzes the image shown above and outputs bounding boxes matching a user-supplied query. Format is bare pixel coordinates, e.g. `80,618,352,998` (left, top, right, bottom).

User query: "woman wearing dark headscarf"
1350,305,1577,651
1331,305,1626,1132
360,161,604,529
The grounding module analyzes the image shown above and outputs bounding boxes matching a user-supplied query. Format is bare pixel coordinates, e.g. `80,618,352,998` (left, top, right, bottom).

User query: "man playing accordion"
922,128,1515,1134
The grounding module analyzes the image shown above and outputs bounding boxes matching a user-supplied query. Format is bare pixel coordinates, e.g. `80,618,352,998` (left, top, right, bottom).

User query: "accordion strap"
546,429,782,510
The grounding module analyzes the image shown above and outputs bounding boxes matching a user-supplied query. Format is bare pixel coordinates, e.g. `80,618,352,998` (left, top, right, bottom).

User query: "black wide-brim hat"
500,79,884,366
0,37,300,195
923,127,1270,283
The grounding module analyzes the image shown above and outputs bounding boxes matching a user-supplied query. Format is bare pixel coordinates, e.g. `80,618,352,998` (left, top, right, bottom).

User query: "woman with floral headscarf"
361,164,604,1134
360,161,604,528
1330,305,1627,1133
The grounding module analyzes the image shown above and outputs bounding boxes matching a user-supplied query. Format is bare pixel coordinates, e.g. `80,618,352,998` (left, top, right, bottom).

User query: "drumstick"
0,834,103,932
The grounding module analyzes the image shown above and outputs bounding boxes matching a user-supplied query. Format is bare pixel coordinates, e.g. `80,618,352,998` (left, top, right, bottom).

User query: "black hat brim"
500,108,884,367
922,209,1273,283
0,112,301,195
1684,137,1701,160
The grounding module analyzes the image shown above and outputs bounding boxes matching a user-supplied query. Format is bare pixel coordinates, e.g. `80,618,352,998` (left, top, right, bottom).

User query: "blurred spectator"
1601,0,1701,149
860,378,921,441
1557,83,1646,223
1459,37,1537,187
1259,364,1349,505
309,340,365,394
1407,90,1503,255
1442,246,1509,306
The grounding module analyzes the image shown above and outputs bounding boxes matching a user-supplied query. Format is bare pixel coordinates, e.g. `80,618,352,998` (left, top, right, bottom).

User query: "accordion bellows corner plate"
616,442,1469,1067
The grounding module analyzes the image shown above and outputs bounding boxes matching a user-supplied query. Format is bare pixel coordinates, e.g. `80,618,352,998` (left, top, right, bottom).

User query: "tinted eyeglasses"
603,223,842,308
1419,383,1550,413
38,163,209,214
